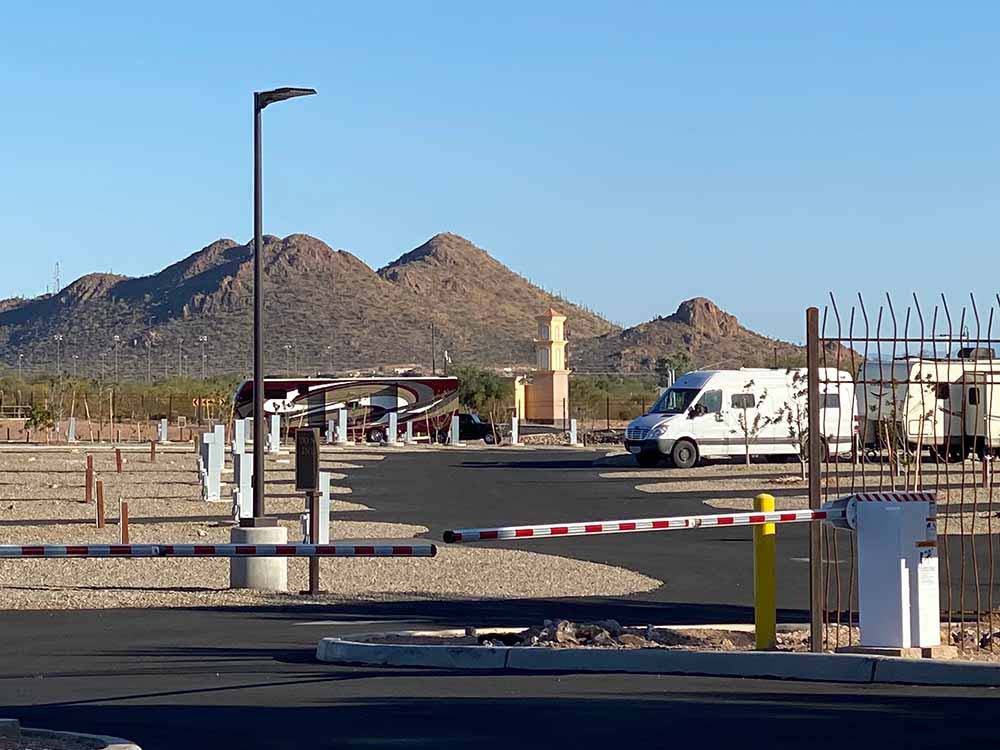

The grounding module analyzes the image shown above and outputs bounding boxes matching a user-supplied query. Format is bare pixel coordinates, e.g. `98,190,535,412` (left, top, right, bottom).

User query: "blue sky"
2,2,998,342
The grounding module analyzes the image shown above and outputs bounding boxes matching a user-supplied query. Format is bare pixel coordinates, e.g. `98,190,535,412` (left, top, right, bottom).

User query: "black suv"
437,413,500,444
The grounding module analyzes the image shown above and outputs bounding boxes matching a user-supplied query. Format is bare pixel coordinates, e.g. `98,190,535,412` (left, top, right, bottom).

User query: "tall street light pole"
250,86,316,527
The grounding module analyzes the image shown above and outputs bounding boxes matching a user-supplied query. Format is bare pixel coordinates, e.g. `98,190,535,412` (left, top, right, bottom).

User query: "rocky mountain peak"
667,297,741,337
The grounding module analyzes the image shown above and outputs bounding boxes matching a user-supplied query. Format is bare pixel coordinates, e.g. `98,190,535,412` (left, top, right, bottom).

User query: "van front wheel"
671,439,698,469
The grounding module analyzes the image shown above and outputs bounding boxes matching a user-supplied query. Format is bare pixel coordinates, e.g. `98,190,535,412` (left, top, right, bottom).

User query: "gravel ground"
0,446,662,610
0,515,660,610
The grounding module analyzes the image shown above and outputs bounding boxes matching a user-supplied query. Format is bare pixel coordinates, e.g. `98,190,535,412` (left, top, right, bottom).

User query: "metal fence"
809,293,1000,653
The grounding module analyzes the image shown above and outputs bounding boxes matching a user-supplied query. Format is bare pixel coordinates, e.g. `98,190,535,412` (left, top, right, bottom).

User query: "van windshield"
650,388,701,415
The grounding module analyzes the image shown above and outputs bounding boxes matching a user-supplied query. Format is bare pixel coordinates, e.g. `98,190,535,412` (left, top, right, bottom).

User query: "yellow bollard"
754,493,777,650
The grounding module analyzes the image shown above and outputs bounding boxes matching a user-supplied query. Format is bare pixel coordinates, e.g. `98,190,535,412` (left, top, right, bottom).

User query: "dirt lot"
0,444,660,609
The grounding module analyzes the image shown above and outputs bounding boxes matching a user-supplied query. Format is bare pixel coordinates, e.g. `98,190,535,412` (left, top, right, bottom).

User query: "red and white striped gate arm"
0,543,437,558
443,491,936,544
444,508,839,543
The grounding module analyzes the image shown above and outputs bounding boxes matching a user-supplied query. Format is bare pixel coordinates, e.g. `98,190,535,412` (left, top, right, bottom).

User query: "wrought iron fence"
809,293,1000,653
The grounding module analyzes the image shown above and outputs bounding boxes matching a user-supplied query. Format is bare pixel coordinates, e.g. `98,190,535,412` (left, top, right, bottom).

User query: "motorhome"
856,349,1000,461
233,376,460,443
624,368,855,468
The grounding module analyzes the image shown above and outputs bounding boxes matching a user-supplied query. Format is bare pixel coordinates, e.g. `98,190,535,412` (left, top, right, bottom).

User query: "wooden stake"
85,455,94,503
119,500,129,543
149,440,156,463
96,480,105,528
115,447,123,474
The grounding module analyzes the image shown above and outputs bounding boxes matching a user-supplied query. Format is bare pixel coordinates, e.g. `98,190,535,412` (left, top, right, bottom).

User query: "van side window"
935,384,951,401
700,389,722,413
731,393,755,409
819,393,840,409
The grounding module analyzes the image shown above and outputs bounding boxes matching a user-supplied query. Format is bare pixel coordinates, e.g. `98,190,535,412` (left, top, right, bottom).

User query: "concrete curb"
316,629,1000,687
20,725,141,749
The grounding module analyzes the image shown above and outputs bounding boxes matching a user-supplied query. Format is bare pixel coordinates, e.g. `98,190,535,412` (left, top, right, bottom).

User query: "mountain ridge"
0,233,814,378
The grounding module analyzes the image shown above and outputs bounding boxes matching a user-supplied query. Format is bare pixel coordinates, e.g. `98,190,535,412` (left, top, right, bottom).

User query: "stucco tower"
524,309,570,425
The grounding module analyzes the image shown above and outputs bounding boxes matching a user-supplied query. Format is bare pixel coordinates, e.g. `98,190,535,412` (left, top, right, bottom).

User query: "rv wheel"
484,432,497,445
367,427,386,444
671,439,698,469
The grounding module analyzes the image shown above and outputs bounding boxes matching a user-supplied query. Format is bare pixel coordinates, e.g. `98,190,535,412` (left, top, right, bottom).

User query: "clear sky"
2,2,998,343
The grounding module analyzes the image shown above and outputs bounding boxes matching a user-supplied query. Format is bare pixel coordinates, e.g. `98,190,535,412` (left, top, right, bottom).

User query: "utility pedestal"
229,524,287,591
826,492,953,657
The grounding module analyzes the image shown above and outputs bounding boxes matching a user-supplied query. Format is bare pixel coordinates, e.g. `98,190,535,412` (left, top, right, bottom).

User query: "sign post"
296,428,321,595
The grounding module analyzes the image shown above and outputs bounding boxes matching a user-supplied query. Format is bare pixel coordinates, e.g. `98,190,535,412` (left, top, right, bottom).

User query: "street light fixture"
250,86,316,526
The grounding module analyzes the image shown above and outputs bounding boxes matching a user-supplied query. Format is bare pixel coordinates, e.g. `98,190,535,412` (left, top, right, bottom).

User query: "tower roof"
536,308,566,321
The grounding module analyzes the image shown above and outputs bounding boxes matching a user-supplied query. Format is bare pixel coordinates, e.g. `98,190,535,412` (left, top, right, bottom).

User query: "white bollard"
158,417,169,444
404,420,415,445
510,416,520,446
267,414,282,454
232,452,253,520
302,471,332,544
204,425,225,502
450,414,463,446
67,417,77,443
387,412,398,445
569,418,580,446
337,409,349,446
326,419,335,445
232,419,246,455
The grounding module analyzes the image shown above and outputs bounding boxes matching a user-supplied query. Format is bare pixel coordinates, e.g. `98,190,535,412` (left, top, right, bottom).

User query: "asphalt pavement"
2,448,997,749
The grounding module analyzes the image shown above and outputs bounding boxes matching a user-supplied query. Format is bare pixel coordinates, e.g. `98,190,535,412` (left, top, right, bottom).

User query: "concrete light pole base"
229,525,288,591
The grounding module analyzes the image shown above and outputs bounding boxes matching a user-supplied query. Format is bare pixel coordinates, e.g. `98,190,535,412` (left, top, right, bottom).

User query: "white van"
624,368,856,468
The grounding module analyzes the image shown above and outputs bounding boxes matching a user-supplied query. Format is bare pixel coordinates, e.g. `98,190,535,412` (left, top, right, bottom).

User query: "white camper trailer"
624,368,855,468
856,349,1000,461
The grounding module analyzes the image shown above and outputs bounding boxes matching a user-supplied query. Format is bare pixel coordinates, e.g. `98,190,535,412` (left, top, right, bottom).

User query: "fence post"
806,306,823,653
115,448,123,474
96,481,105,528
753,493,777,650
85,455,94,503
119,500,129,544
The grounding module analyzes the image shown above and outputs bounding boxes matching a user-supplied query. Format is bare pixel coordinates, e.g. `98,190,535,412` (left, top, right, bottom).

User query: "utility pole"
284,344,292,376
112,335,121,382
326,345,333,374
53,334,64,377
17,353,23,380
198,335,208,379
72,354,79,379
146,341,152,383
431,323,436,375
177,337,183,379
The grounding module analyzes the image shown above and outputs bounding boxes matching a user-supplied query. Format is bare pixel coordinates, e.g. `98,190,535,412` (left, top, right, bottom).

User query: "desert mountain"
0,233,615,377
1,233,826,379
571,298,811,372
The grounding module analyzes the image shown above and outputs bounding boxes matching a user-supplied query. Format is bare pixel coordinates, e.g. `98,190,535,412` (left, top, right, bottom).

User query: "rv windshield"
650,388,701,415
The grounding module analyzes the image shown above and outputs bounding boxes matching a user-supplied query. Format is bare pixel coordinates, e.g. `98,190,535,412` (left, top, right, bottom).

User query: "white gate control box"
825,493,940,649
